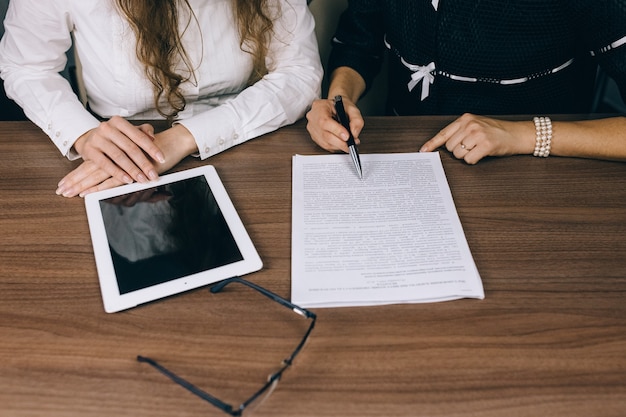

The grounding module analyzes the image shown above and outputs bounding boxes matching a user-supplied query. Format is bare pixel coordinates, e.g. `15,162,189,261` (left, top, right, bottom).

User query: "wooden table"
1,117,625,417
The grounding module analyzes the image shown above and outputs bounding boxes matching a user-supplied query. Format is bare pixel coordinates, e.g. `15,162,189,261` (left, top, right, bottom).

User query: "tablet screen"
99,175,243,294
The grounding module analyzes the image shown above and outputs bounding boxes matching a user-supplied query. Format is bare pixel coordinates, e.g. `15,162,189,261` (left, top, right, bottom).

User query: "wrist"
153,124,198,172
510,120,538,155
532,116,552,157
329,67,366,103
72,129,92,156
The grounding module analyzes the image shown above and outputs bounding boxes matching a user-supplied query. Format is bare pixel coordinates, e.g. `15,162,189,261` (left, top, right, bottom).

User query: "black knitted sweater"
328,0,626,116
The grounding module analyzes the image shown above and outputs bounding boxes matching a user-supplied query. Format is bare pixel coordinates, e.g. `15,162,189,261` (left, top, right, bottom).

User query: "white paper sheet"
291,152,484,308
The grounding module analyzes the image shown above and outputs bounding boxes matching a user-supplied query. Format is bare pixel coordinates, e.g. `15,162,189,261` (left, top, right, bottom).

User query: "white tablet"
84,165,263,313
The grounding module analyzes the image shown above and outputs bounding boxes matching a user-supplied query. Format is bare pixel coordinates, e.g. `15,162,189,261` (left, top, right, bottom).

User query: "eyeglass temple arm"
210,277,317,320
137,355,237,414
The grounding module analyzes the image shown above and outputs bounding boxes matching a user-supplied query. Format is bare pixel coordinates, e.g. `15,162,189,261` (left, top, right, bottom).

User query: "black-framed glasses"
137,277,316,416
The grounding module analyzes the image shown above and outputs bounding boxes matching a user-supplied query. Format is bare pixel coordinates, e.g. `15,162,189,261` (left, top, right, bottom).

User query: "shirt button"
204,146,210,153
218,138,225,145
55,131,61,137
233,133,239,140
63,141,68,146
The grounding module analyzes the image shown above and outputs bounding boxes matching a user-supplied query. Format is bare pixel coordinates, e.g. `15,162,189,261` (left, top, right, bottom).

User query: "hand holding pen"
334,95,363,179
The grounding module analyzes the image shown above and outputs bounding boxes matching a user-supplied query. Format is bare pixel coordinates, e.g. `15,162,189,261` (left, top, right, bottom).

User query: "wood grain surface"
1,117,625,417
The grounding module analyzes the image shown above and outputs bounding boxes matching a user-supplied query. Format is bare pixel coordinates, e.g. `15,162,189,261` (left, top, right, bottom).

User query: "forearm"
550,116,626,161
177,3,322,161
2,69,100,158
327,67,367,103
0,0,99,158
503,116,626,161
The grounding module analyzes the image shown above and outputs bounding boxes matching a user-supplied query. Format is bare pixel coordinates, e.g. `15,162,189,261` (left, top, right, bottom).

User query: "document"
291,152,484,308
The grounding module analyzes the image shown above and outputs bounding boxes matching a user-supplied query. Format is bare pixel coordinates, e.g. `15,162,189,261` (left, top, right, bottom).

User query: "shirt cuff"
176,105,243,160
47,102,101,160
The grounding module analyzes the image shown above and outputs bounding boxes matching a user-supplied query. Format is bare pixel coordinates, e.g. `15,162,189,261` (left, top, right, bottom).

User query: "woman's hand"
70,116,165,185
56,160,126,198
56,124,197,198
306,97,363,153
420,113,535,164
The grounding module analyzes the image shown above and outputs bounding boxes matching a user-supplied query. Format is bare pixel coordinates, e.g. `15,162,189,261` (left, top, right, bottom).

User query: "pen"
334,95,363,179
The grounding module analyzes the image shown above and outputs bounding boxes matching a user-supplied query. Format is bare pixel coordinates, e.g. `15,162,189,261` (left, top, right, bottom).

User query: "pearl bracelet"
533,116,552,157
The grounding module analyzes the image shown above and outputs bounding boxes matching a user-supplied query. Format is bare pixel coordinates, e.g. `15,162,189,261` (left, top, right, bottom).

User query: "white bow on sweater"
404,60,436,101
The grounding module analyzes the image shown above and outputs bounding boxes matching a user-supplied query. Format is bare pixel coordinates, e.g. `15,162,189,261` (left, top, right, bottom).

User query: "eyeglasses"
137,277,316,416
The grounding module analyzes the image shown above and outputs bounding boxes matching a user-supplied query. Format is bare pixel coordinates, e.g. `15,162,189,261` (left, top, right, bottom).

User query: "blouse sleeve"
0,0,101,159
326,0,386,95
177,0,323,160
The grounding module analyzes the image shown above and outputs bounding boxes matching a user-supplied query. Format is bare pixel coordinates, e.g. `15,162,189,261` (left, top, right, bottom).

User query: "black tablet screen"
98,175,243,294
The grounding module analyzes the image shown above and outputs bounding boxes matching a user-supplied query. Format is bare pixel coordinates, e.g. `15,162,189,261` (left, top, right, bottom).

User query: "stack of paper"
291,152,484,308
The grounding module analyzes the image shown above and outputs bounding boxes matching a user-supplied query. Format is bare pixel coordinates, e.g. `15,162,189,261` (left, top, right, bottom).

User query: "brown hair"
116,0,275,124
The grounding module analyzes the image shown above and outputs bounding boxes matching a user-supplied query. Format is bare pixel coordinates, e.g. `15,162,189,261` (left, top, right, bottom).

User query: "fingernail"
148,170,159,181
156,152,165,164
55,186,65,196
137,174,148,183
123,175,133,184
62,188,74,197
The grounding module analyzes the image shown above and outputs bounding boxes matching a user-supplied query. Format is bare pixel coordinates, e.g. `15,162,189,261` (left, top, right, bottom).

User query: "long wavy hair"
116,0,275,124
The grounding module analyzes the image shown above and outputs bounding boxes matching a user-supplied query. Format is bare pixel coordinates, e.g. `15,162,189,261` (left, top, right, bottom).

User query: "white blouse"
0,0,322,160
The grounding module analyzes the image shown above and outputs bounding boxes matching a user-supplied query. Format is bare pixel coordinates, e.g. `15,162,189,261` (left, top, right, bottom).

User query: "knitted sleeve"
327,0,386,94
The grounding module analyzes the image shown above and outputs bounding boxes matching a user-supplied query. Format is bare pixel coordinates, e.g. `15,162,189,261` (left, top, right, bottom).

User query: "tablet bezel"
84,165,263,313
